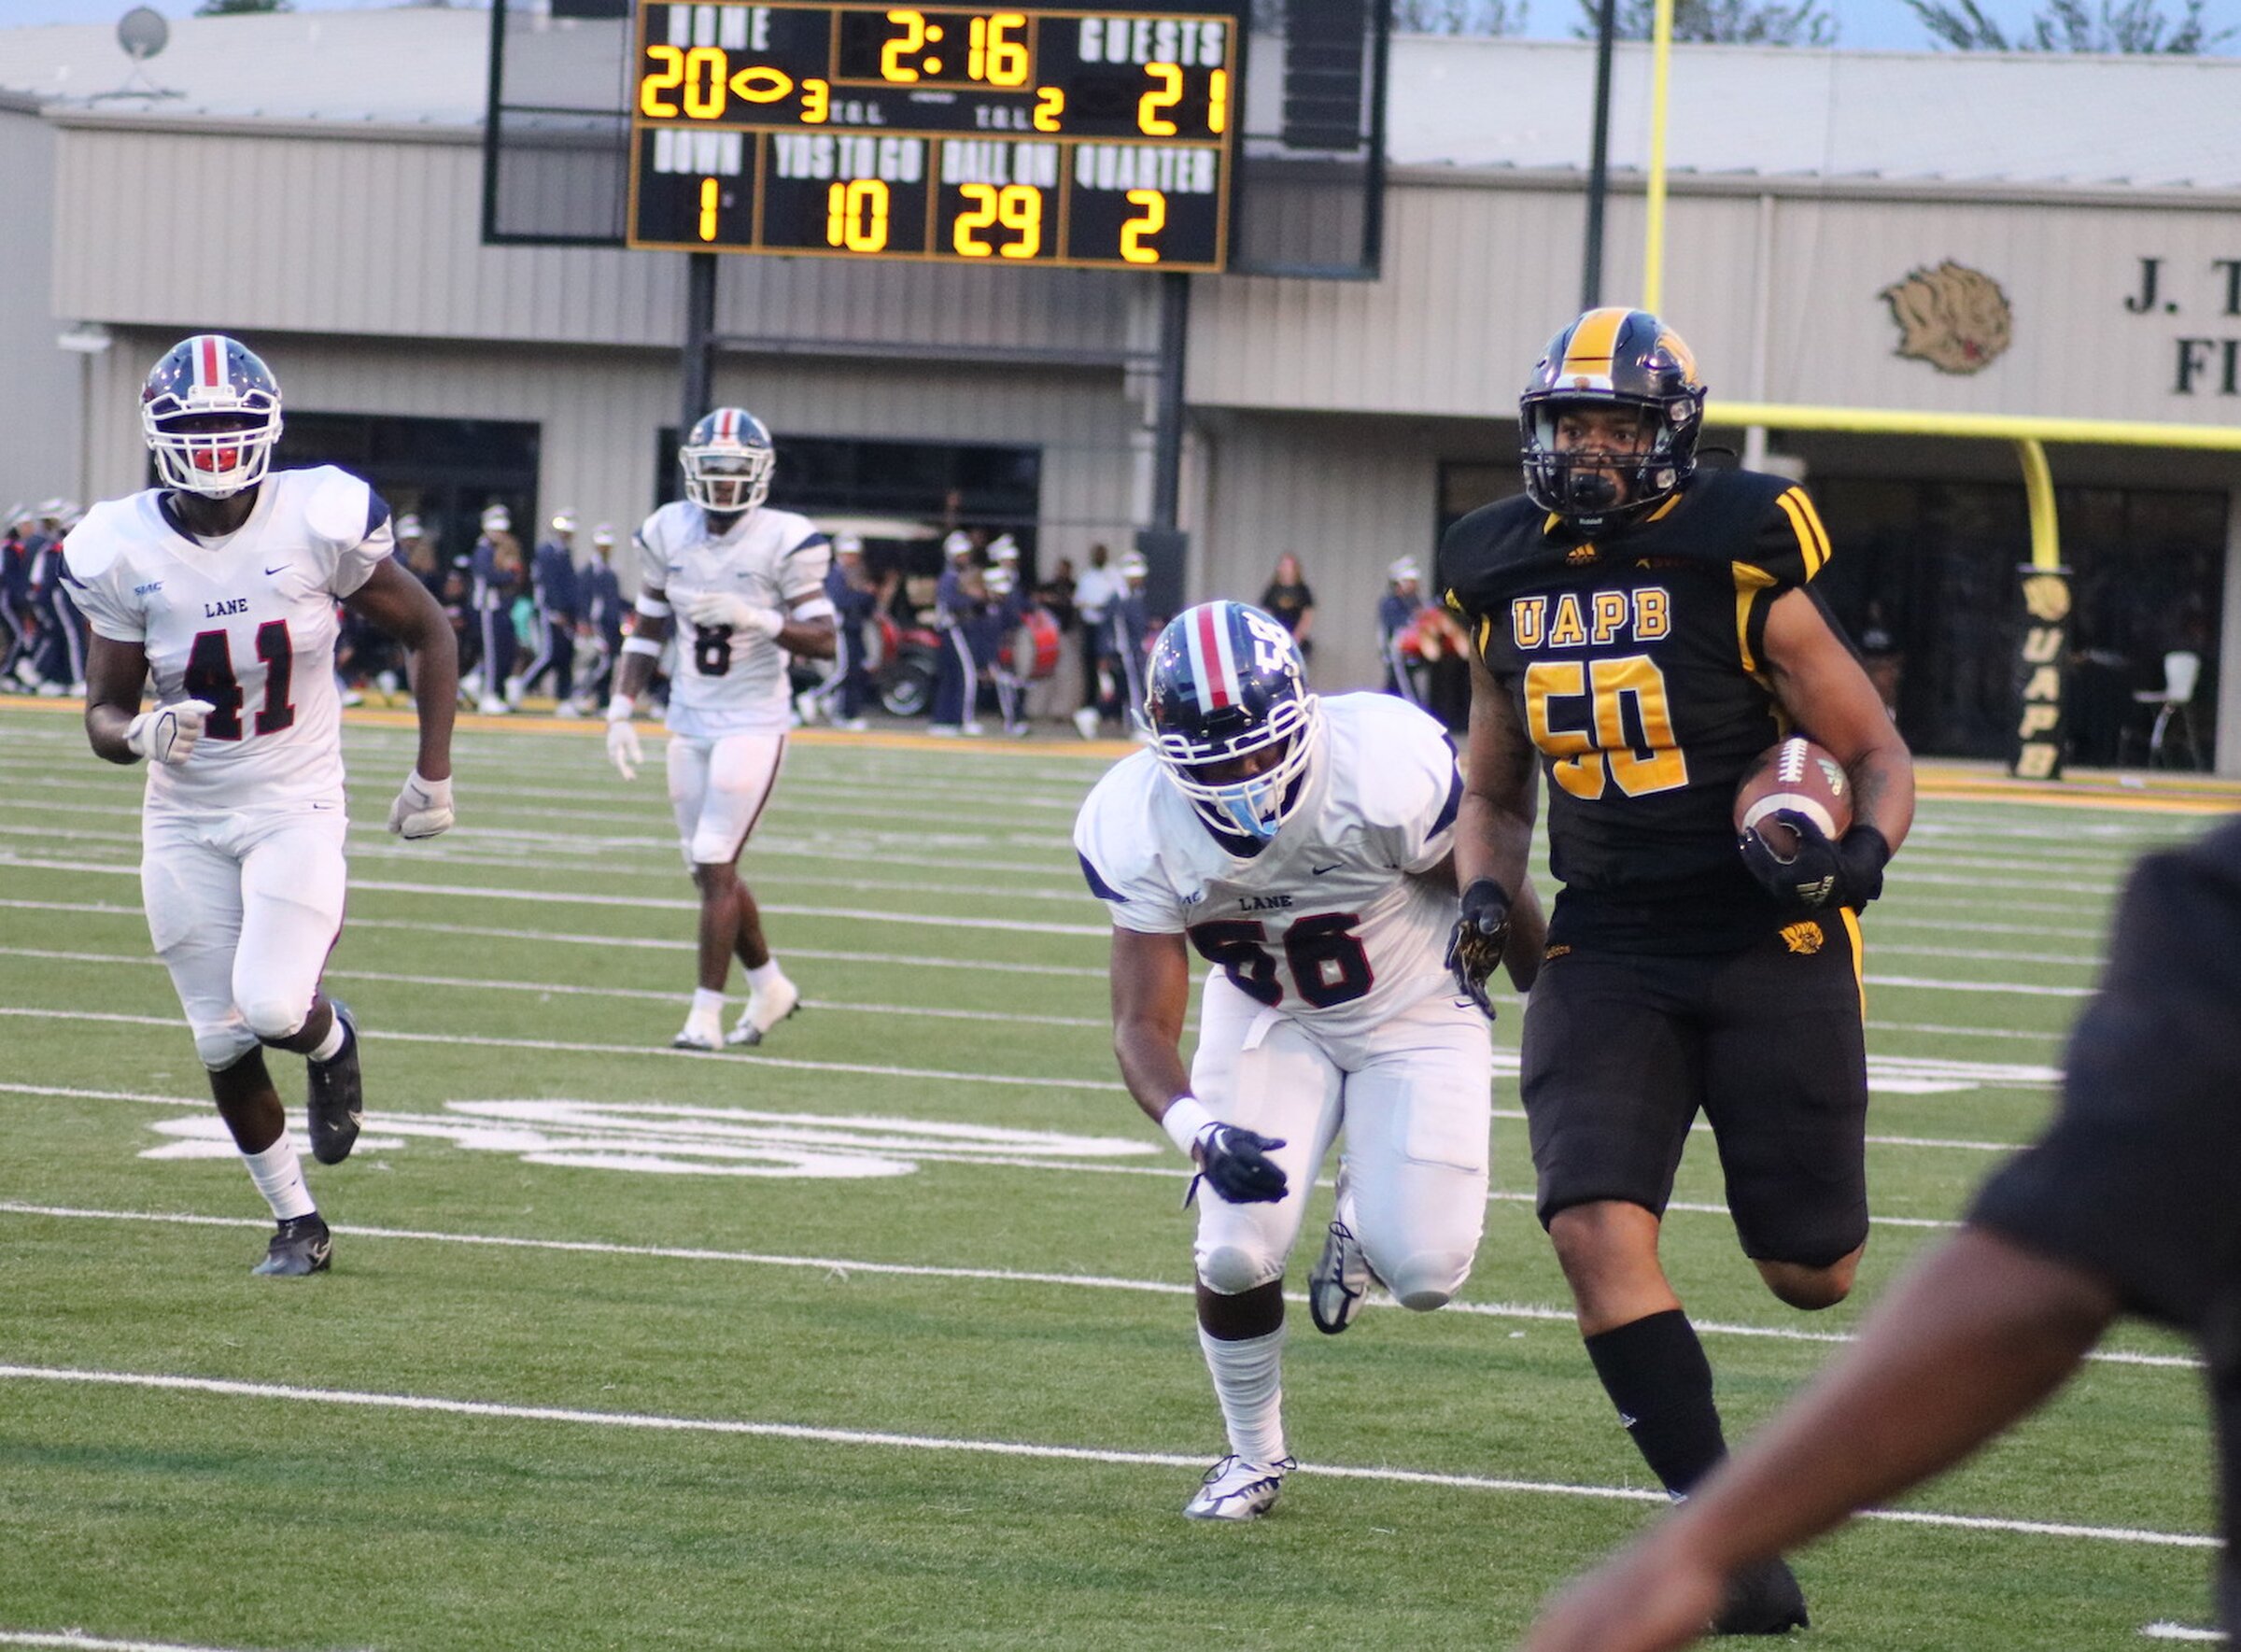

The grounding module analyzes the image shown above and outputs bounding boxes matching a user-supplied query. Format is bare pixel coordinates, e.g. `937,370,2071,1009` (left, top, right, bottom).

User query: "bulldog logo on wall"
1882,261,2013,374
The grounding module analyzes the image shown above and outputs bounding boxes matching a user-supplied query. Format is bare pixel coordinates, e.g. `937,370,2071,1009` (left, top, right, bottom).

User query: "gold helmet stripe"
1559,307,1631,380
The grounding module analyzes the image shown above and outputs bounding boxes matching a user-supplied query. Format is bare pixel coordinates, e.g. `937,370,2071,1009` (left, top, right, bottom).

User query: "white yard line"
0,1196,2197,1371
2141,1625,2228,1642
0,1362,2210,1548
0,1634,278,1652
0,949,1106,1030
0,898,1116,980
0,857,1110,938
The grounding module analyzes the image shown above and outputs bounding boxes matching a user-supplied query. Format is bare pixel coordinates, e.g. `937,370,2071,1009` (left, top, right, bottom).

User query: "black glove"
1740,816,1891,912
1187,1124,1290,1206
1444,877,1513,1017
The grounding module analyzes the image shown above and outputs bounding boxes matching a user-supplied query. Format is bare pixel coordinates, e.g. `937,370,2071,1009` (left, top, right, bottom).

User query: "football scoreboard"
627,4,1241,270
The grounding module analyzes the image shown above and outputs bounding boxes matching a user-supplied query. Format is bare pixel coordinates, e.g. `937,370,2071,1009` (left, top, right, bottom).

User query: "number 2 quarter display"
627,4,1239,271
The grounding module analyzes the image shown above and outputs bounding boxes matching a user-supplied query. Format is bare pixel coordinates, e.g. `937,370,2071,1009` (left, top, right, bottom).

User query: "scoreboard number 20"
627,2,1241,272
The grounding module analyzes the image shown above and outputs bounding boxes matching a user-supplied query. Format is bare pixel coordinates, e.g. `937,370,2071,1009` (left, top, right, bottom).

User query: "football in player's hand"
1734,737,1853,862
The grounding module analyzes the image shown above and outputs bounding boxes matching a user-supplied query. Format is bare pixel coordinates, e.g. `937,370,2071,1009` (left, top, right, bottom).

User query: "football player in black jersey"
1526,820,2241,1651
1438,308,1915,1634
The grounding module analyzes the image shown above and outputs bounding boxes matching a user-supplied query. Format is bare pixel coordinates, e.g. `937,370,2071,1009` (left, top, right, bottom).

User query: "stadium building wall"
0,95,81,522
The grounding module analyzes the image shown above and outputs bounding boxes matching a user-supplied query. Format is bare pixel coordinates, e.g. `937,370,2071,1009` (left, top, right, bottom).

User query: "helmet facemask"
1521,395,1697,527
1153,694,1320,842
144,402,281,500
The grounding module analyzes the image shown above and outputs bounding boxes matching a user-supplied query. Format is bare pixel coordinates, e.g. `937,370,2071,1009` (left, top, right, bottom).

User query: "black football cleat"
306,997,362,1165
252,1213,332,1278
1710,1557,1810,1636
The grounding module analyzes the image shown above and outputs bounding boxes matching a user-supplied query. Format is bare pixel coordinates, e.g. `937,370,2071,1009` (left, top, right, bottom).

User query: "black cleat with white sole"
1711,1556,1810,1635
253,1212,332,1277
306,997,362,1165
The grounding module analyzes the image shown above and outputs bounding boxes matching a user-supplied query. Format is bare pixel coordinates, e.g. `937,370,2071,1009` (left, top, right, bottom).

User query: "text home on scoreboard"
627,4,1241,271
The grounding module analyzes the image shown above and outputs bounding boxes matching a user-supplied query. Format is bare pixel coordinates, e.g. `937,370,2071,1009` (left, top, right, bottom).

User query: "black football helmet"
681,406,775,515
141,333,284,498
1145,600,1320,842
1520,307,1706,529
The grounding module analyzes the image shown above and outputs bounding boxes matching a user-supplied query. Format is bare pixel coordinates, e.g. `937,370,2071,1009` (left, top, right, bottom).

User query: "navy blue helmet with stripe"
682,406,775,515
1145,600,1319,842
142,333,284,500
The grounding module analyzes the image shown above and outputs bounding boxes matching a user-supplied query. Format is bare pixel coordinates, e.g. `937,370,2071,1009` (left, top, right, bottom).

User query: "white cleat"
1072,706,1101,741
478,695,512,716
1309,1218,1374,1334
671,1014,725,1052
727,974,801,1046
1183,1455,1296,1521
961,719,986,737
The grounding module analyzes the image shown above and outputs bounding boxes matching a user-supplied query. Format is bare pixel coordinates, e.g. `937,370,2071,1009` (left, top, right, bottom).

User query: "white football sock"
1197,1322,1288,1466
691,988,726,1021
746,958,784,993
242,1136,317,1221
308,1011,347,1063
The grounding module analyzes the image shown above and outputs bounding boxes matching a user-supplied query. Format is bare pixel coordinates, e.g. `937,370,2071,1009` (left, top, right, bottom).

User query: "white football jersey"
1074,693,1466,1040
636,501,832,738
63,467,393,816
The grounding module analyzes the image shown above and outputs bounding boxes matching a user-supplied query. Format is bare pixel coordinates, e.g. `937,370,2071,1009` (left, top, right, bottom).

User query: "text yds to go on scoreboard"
627,4,1240,271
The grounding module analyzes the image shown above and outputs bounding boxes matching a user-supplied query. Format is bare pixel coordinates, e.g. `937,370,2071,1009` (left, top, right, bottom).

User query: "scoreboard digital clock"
626,4,1241,271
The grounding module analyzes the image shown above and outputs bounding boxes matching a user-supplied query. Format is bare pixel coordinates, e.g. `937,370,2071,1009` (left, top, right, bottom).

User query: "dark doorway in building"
654,429,1041,580
1812,479,2226,765
275,413,542,569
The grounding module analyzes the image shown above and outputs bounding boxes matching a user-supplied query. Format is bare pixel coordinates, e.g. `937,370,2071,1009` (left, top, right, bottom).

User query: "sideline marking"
2141,1626,2228,1643
0,1363,2214,1548
0,1198,2199,1371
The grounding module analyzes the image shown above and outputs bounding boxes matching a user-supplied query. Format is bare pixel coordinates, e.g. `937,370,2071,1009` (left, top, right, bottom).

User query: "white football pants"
668,729,786,868
140,808,349,1070
1189,973,1494,1311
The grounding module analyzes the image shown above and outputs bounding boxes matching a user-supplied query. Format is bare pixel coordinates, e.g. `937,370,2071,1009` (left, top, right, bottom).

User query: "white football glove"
606,696,643,781
684,590,783,637
125,699,215,767
388,770,455,840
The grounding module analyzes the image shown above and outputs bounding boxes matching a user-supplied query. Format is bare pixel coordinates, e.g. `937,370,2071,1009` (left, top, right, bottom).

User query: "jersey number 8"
1188,912,1373,1010
693,622,734,677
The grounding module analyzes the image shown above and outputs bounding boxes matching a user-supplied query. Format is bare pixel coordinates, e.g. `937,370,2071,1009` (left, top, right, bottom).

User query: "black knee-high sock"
1583,1307,1727,1497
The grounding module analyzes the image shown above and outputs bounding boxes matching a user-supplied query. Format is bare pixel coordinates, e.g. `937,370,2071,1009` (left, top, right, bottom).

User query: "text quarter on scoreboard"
627,4,1241,271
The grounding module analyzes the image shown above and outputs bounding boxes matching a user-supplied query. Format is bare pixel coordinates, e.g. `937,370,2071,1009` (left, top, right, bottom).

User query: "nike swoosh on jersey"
264,564,289,575
1312,863,1343,875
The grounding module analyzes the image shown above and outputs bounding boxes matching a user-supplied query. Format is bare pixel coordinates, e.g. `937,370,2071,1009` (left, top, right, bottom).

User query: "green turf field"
0,699,2227,1650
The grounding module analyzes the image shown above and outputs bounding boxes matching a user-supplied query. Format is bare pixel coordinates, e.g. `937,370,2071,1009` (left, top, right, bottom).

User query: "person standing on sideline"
1527,818,2241,1651
1072,543,1121,739
603,407,834,1051
29,500,90,695
1438,307,1913,1633
575,523,625,713
1259,552,1316,664
1379,556,1428,707
518,509,582,715
63,333,458,1277
469,503,523,714
928,529,983,737
808,531,876,731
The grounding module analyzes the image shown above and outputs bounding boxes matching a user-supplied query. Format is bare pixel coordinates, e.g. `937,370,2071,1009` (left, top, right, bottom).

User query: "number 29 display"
627,4,1241,271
